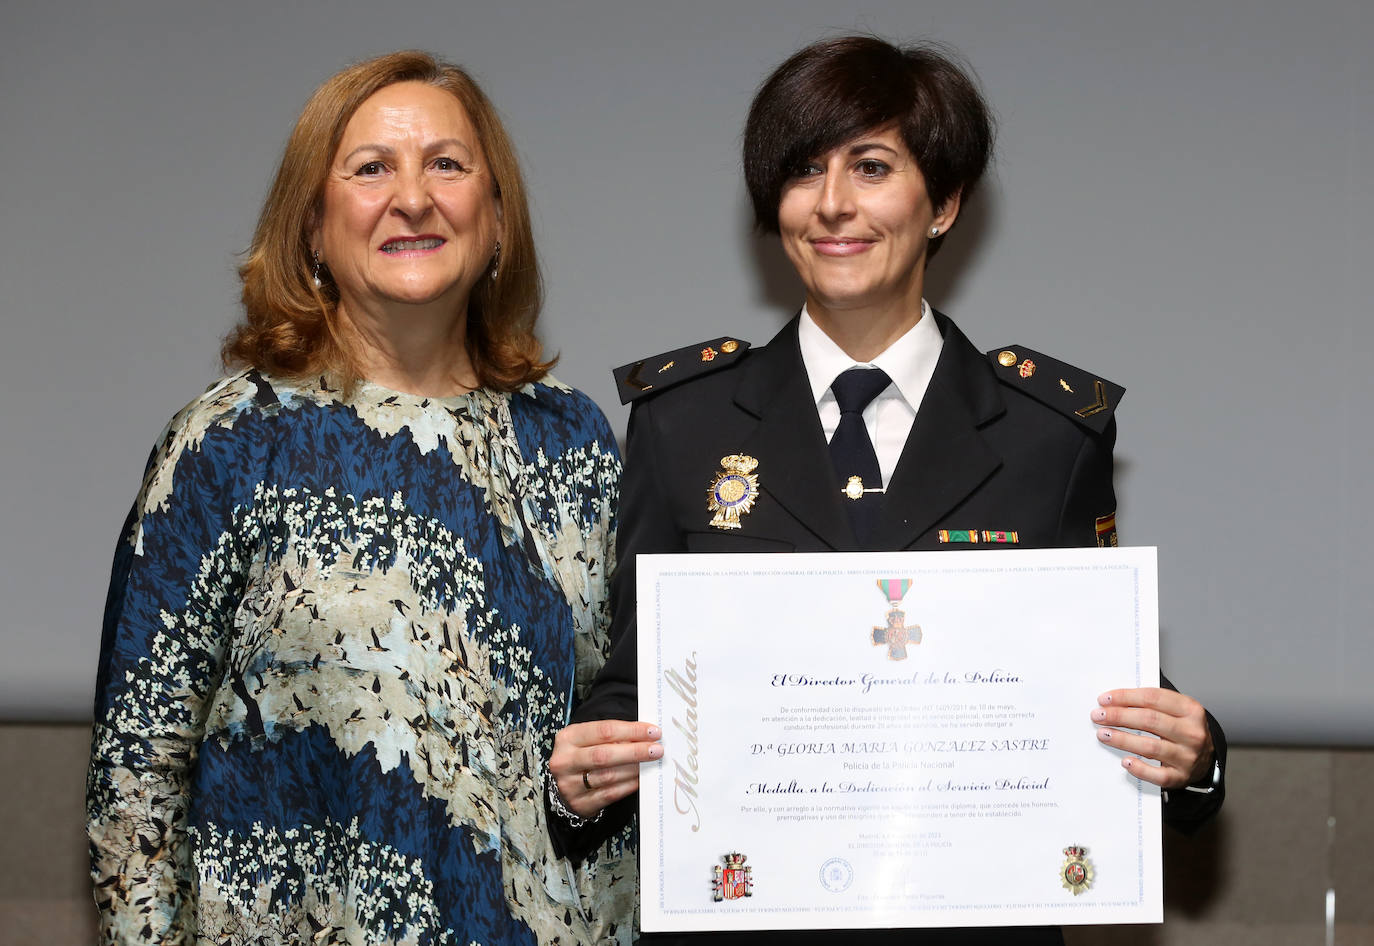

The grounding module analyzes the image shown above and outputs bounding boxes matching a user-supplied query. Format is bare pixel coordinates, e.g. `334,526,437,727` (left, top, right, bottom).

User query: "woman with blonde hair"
87,50,633,946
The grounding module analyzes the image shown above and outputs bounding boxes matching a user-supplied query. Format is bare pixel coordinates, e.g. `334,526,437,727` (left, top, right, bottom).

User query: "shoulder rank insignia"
987,346,1125,435
613,336,751,405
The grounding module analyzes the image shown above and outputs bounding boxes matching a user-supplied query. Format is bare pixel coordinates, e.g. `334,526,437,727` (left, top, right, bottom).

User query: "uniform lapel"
872,312,1006,550
733,318,857,551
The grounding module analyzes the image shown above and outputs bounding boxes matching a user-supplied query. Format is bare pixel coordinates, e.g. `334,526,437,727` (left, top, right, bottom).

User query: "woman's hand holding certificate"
1093,686,1216,789
549,720,662,819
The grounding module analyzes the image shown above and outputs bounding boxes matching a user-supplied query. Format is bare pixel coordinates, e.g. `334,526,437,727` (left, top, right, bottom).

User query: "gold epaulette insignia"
988,346,1125,434
613,336,751,405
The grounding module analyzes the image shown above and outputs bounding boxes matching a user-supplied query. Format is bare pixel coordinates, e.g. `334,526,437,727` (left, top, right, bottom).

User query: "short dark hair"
744,35,995,246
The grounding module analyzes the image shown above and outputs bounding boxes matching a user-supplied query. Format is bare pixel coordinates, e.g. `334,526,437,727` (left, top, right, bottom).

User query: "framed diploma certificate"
637,547,1162,931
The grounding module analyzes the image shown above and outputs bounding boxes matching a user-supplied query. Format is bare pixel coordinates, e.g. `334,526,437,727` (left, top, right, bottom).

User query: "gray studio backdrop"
2,1,1370,743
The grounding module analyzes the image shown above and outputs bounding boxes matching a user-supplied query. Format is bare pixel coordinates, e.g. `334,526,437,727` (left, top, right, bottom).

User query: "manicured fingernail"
1093,709,1106,721
647,726,661,739
1099,694,1112,705
1098,729,1111,741
647,745,663,759
1122,758,1133,769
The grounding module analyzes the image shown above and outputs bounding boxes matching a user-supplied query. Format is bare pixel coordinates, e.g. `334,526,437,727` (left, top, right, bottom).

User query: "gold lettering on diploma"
665,653,701,831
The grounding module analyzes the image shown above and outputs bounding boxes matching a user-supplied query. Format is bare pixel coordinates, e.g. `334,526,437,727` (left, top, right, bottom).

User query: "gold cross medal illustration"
707,455,760,530
871,578,921,659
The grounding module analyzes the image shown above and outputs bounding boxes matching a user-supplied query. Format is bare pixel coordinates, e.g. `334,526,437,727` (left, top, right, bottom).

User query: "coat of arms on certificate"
712,852,753,901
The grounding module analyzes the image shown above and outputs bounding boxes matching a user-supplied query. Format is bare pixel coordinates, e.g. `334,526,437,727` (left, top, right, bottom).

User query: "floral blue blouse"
87,371,635,945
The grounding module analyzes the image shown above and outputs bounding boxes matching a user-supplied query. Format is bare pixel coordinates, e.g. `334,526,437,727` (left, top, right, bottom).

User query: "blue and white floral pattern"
88,371,634,945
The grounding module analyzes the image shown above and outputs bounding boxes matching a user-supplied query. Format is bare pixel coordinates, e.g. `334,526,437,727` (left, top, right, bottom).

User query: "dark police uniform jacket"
558,311,1226,946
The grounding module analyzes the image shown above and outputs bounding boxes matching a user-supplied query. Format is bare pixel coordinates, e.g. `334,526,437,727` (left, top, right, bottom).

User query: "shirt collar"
798,300,944,408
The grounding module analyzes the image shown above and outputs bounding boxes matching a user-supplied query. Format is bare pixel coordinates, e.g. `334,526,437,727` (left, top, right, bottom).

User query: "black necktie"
828,367,891,545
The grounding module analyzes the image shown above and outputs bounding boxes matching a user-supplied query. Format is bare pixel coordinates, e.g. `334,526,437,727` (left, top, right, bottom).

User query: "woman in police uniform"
548,36,1225,945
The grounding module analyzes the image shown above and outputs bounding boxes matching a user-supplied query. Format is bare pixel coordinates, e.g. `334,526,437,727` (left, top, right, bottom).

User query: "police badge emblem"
712,852,754,901
707,455,760,530
1060,844,1095,895
872,579,921,659
844,475,866,501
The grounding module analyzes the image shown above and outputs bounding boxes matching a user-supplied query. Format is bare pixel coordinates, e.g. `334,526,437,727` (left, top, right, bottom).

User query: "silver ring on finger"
583,771,593,792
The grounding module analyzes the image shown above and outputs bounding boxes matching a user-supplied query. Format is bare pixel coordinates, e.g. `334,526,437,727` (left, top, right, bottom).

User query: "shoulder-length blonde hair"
225,50,551,390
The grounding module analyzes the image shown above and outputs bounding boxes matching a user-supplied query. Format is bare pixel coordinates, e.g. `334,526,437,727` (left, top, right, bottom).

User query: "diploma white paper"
637,547,1162,931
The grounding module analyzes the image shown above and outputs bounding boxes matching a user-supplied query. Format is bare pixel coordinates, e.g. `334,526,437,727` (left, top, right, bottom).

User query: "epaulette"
612,336,750,405
987,345,1125,435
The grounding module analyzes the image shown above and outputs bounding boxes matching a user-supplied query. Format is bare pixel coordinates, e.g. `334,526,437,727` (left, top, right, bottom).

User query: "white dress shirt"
797,300,944,488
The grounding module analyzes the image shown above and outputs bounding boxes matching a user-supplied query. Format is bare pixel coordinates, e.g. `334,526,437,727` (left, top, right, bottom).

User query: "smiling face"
312,81,502,323
777,126,959,324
